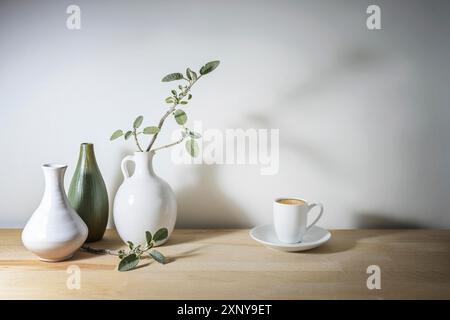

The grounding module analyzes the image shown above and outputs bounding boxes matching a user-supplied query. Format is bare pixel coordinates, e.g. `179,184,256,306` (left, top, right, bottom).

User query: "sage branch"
81,228,169,272
110,60,220,157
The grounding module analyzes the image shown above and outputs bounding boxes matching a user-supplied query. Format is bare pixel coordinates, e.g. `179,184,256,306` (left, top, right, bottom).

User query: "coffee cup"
273,198,324,243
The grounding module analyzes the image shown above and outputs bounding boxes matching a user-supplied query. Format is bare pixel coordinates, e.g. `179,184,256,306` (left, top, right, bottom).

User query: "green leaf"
143,126,160,134
171,89,177,96
118,250,126,259
133,115,143,129
180,101,188,105
189,131,201,139
165,97,174,103
200,60,220,75
174,109,187,125
185,139,199,157
186,68,192,80
153,228,169,242
162,73,184,82
186,68,197,81
149,250,167,264
187,94,192,100
110,130,123,141
127,241,134,250
124,131,133,140
118,254,140,272
145,231,152,245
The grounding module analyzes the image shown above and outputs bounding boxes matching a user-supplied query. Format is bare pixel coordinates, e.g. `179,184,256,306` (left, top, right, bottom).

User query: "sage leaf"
171,89,177,96
185,139,199,157
124,131,133,140
165,97,174,103
143,126,160,134
200,60,220,75
133,115,143,129
153,228,169,242
162,73,184,82
174,109,187,125
127,241,134,250
118,250,125,259
146,231,152,245
187,94,192,100
186,68,197,81
149,250,167,264
110,130,124,141
180,101,188,105
186,68,192,80
118,254,139,272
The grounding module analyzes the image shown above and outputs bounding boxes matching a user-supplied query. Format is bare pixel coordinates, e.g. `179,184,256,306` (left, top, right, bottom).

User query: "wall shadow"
355,211,427,229
282,47,386,104
241,47,390,182
175,165,250,228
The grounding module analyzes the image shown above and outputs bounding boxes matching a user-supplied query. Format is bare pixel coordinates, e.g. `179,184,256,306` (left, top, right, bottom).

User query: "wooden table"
0,229,449,299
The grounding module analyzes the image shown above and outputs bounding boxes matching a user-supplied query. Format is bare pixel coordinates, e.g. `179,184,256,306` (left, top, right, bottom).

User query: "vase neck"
77,143,98,170
42,164,68,202
133,152,155,177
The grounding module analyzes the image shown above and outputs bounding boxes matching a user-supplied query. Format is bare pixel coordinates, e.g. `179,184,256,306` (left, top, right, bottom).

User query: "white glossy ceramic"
249,224,331,252
22,164,88,262
113,152,177,246
273,198,324,243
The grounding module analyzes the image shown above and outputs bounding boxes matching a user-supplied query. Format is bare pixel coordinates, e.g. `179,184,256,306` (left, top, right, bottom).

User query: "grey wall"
1,0,449,228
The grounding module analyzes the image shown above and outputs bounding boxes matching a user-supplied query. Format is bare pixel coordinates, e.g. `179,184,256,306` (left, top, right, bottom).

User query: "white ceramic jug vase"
22,164,88,262
113,152,177,246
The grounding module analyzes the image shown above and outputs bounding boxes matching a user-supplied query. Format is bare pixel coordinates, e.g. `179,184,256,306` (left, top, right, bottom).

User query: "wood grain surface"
0,229,449,299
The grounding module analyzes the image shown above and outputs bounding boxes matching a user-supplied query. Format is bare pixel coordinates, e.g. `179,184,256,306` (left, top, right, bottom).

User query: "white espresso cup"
273,198,324,243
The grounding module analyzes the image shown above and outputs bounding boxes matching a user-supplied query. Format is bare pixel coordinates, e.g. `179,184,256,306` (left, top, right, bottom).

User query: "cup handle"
306,203,324,231
121,155,135,179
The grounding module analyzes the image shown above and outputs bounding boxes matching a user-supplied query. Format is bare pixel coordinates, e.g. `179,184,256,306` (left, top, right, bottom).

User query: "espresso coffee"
273,197,324,243
276,198,305,205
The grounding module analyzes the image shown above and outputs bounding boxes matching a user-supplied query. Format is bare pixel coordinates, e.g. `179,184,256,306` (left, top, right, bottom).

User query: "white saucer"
249,224,331,252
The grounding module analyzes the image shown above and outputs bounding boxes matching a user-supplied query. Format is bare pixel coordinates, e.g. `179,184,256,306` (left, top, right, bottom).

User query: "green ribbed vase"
68,143,108,242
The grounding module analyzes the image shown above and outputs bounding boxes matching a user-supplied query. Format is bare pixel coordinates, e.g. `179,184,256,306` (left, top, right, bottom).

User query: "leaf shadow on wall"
243,47,388,181
175,164,251,228
284,47,386,102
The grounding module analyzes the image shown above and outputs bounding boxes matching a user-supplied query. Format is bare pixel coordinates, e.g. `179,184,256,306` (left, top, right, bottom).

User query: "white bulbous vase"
113,152,177,246
22,164,88,262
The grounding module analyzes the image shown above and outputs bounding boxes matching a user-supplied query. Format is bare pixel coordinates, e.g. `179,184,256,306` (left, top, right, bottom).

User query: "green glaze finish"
68,143,109,242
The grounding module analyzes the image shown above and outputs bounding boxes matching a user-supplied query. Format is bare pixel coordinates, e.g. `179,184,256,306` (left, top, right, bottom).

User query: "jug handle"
121,155,135,179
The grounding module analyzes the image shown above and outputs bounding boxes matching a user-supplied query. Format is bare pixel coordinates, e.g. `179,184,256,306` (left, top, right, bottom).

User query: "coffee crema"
276,198,305,205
